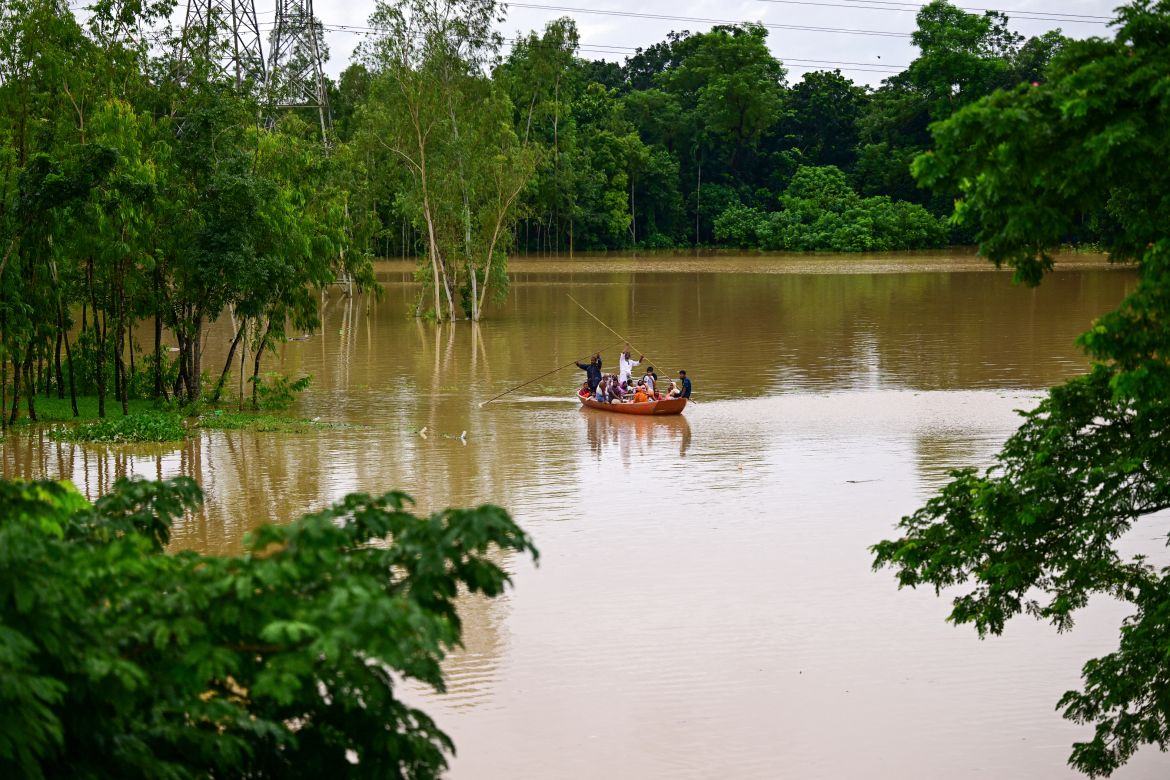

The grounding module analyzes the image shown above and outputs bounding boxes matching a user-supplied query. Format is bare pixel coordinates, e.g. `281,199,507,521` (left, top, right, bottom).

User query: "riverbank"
5,395,345,443
370,247,1118,280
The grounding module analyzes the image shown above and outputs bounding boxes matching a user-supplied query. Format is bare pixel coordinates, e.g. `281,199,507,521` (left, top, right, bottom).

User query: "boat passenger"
667,380,681,398
594,378,607,403
618,348,643,384
642,366,657,394
678,369,692,399
576,353,603,392
633,382,649,403
610,378,626,403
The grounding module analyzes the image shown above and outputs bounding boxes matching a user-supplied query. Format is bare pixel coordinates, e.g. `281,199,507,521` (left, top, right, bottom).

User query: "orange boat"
577,389,688,416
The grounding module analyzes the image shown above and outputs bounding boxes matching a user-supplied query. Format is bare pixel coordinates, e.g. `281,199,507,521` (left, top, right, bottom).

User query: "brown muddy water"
4,250,1169,778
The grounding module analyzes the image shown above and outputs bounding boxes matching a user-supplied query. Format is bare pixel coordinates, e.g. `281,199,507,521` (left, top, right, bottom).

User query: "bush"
249,372,311,411
125,351,179,400
713,204,766,248
50,411,186,443
714,165,949,252
0,477,536,778
68,332,177,401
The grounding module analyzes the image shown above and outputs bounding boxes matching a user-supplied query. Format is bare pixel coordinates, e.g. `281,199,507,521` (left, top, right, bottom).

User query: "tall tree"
362,0,531,321
873,1,1170,775
781,70,869,171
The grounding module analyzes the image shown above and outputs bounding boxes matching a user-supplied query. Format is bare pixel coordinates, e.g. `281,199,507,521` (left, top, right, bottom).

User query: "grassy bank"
7,395,346,443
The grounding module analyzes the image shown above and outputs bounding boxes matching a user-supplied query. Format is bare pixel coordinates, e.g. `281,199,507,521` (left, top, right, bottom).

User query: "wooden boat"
577,389,688,416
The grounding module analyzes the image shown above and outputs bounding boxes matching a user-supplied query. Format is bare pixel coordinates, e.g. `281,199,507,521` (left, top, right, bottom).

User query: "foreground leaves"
0,477,537,778
875,2,1170,775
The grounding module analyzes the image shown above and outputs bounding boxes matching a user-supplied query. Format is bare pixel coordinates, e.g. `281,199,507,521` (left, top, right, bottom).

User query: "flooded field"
4,250,1167,778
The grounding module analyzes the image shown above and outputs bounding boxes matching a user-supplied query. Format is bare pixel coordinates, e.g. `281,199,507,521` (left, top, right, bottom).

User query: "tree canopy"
872,1,1170,775
0,476,536,778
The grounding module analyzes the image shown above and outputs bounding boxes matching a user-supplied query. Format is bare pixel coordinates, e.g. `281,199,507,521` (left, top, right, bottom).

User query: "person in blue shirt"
678,369,692,399
576,353,602,393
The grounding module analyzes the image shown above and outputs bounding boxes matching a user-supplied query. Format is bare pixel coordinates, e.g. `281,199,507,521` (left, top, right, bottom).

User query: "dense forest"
0,0,1082,423
338,1,1074,256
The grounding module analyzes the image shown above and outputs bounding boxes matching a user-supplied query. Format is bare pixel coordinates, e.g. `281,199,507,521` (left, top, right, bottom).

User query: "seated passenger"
633,382,649,403
642,366,657,393
667,380,681,398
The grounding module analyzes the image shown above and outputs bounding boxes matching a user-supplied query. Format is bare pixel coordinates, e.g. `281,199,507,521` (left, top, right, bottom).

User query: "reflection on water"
3,253,1167,778
583,408,692,460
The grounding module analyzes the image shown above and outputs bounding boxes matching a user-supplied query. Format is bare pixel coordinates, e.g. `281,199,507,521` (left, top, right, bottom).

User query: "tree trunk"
172,333,187,401
8,348,20,426
113,311,125,413
54,324,64,399
695,162,702,248
251,317,274,409
23,350,36,422
153,267,163,399
211,319,247,403
630,177,637,249
88,259,106,418
62,312,78,417
238,321,247,412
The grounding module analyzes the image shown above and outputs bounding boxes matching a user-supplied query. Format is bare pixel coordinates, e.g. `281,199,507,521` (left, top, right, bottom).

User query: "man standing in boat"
577,353,603,393
618,347,643,385
678,370,692,399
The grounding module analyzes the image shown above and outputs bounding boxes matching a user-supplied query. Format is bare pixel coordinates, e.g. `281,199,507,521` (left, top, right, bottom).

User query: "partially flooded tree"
359,0,533,321
872,1,1170,775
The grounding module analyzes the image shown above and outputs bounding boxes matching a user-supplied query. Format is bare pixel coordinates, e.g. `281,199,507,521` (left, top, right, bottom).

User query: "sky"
198,0,1124,88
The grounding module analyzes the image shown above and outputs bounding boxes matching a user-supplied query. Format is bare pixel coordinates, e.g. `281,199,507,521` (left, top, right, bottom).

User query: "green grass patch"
50,411,187,444
12,395,349,439
196,409,346,433
13,395,155,424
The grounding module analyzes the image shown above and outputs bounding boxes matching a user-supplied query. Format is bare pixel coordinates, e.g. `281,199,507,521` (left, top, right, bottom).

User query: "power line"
305,22,906,74
825,0,1111,21
506,2,913,37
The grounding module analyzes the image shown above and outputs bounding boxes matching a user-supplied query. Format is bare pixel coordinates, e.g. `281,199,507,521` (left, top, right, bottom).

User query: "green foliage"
360,0,533,321
713,204,766,248
50,412,186,443
196,410,342,433
875,2,1170,775
0,0,373,421
781,70,869,170
248,372,312,411
0,476,537,778
714,166,947,252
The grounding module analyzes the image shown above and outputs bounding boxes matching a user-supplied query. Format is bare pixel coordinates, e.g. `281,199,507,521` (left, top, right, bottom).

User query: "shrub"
717,165,949,252
51,411,186,443
0,476,537,778
713,204,766,248
249,373,312,411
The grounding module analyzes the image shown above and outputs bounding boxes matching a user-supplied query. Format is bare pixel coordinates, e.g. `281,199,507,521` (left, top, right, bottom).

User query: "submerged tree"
360,0,533,322
872,1,1170,775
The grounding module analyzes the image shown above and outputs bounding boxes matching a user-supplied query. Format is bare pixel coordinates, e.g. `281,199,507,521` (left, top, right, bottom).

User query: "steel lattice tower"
268,0,332,141
179,0,267,88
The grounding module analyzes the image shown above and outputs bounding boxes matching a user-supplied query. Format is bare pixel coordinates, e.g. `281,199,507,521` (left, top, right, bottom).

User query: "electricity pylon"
267,0,332,141
178,0,267,88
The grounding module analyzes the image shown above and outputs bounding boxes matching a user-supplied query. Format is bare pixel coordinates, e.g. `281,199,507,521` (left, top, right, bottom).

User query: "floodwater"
4,250,1168,778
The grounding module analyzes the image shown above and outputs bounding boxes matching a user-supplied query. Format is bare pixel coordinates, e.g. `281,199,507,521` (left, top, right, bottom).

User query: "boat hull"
578,392,688,416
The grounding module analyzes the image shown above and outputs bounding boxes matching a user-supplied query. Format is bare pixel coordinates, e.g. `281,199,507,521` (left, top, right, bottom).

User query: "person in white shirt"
618,347,642,384
641,366,657,394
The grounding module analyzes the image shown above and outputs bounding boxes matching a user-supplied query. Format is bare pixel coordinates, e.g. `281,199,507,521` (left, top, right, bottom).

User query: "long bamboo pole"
566,294,671,374
566,294,694,401
478,337,626,407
